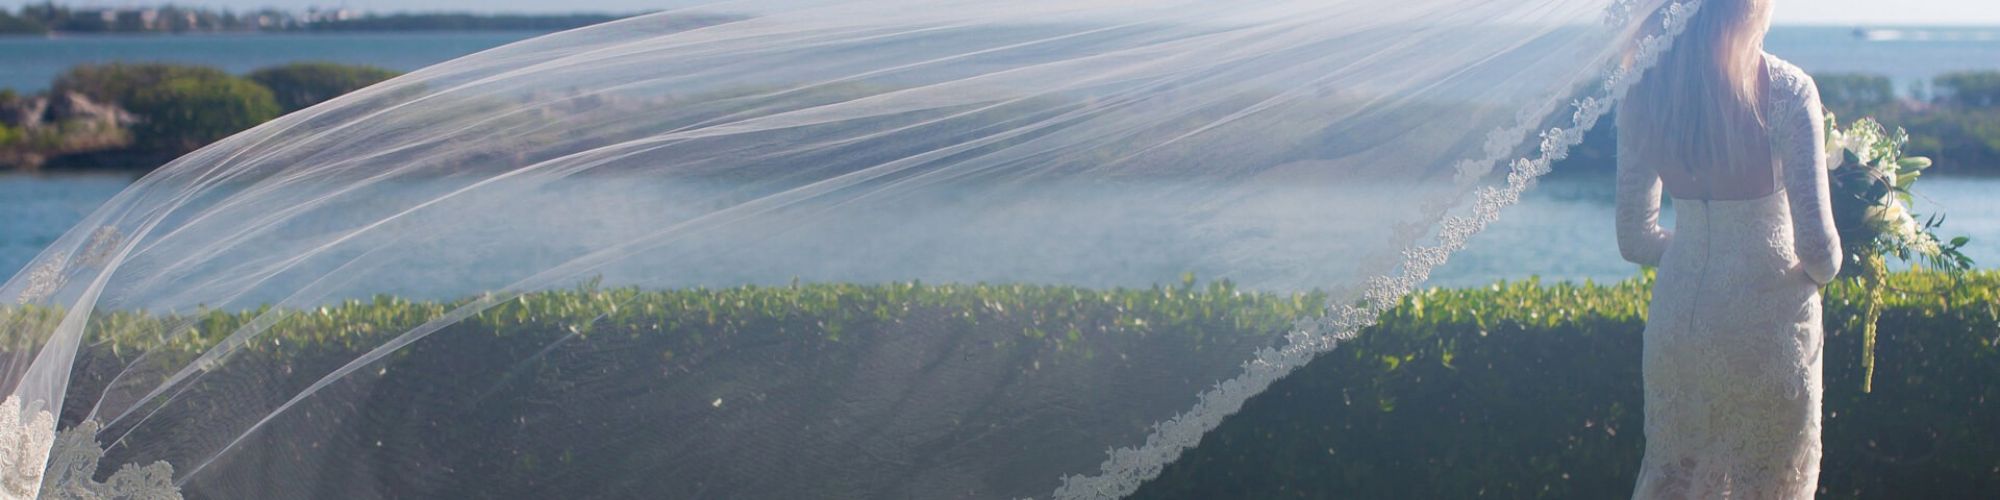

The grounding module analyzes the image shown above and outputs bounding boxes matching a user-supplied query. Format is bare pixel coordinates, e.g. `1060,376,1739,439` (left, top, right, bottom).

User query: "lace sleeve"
1615,109,1672,267
1774,68,1842,285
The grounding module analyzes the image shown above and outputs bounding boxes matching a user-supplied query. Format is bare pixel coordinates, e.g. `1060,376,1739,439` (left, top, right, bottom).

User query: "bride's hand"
1784,261,1811,283
1785,261,1832,286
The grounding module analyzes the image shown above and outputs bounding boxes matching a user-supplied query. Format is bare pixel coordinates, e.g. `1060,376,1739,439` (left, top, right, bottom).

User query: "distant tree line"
301,13,632,32
1794,71,2000,174
0,10,45,34
0,62,400,169
1554,70,2000,177
3,3,301,34
0,2,641,35
1816,72,2000,112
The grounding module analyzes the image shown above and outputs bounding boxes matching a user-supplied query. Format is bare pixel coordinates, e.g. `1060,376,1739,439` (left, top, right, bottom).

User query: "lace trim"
14,253,67,305
2,396,55,499
13,227,122,304
1048,2,1706,498
0,396,182,500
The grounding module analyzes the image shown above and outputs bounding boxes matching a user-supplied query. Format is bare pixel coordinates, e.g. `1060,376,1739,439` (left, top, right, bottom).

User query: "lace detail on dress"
1632,194,1824,500
0,396,182,500
1628,53,1833,500
1765,55,1843,284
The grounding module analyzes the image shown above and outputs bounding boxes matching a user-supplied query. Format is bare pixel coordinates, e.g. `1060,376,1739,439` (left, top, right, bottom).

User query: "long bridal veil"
2,0,1698,498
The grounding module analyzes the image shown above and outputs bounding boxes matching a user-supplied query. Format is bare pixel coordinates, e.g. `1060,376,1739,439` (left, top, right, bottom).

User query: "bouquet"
1822,110,1973,392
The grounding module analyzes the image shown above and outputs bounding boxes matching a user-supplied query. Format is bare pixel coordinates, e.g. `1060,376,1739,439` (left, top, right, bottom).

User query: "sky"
4,1,1999,26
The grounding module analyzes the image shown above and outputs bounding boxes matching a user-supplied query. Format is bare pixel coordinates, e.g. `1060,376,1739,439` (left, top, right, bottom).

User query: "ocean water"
1,27,1998,94
5,172,1997,292
1767,26,2000,93
3,26,1999,288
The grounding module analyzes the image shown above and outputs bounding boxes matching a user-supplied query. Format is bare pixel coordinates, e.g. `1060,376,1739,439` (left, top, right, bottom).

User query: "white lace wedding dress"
1617,53,1842,500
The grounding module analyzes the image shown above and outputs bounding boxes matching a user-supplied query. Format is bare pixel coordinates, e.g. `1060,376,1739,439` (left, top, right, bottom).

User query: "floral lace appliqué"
0,396,181,500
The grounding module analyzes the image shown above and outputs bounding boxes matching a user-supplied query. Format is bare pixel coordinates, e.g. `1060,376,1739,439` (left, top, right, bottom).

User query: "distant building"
78,8,165,31
305,7,360,24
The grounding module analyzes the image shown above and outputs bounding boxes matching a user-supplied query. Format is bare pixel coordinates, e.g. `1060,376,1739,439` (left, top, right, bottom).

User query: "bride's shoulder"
1762,52,1819,103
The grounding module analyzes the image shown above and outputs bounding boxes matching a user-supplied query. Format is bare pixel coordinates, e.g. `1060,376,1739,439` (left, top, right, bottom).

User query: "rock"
0,94,48,129
49,91,138,128
0,92,137,170
0,92,137,132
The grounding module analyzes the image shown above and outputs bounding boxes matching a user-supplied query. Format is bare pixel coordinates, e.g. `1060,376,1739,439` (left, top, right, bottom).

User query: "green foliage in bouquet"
1825,113,1972,272
1822,111,1974,392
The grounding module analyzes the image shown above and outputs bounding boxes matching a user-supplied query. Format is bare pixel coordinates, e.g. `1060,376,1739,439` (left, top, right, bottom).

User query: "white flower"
1845,123,1884,165
1870,161,1897,182
1910,233,1943,256
1900,215,1923,240
1823,128,1847,170
1864,198,1909,232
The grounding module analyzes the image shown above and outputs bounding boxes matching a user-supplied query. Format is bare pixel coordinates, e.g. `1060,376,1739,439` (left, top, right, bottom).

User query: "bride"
1615,0,1840,498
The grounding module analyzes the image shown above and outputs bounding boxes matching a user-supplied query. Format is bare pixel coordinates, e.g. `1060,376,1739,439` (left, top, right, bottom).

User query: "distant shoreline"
0,5,648,37
2,29,560,38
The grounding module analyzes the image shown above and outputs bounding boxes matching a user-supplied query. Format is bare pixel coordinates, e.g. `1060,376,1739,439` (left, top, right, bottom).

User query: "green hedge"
5,272,1994,497
1136,271,2000,499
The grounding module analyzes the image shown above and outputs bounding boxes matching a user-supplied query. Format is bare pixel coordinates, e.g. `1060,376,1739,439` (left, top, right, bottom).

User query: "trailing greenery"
4,271,1995,496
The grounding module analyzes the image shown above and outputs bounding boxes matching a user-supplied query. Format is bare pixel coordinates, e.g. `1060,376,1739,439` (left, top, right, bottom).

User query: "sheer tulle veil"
2,0,1701,498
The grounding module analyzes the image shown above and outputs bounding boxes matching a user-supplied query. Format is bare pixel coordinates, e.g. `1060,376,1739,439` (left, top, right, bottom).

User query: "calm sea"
3,27,1999,93
1767,26,2000,93
3,27,1999,286
7,172,1997,291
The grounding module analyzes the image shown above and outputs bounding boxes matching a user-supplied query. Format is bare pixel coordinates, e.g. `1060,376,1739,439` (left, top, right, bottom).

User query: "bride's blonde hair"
1622,0,1776,174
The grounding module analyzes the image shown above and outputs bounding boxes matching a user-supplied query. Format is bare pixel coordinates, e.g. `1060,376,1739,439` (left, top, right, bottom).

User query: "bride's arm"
1780,78,1843,285
1608,109,1672,266
1615,110,1672,267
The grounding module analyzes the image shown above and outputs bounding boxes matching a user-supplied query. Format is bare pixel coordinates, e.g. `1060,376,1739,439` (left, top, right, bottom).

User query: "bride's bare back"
1648,62,1781,201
